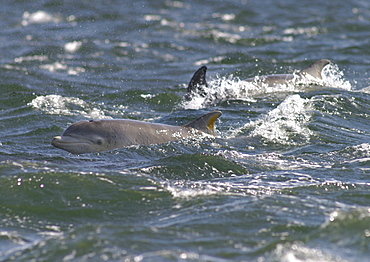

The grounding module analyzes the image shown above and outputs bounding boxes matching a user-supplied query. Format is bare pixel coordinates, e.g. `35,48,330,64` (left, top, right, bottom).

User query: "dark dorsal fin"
299,59,331,79
187,66,208,93
183,111,222,136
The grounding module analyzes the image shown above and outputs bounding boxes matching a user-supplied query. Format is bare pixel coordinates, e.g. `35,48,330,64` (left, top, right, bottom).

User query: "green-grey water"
0,0,369,261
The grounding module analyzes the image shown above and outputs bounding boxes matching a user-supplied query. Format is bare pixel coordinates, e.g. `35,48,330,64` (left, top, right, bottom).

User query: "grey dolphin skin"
52,111,222,154
244,59,330,86
186,59,331,97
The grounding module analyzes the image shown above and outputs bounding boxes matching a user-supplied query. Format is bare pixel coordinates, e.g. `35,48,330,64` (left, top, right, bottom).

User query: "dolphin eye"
96,139,103,145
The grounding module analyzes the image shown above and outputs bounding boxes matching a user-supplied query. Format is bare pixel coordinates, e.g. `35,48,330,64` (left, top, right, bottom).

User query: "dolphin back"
299,59,330,79
183,111,222,136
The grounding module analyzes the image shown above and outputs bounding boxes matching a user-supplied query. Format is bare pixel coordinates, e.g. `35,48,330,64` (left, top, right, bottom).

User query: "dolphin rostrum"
52,111,222,154
186,59,331,98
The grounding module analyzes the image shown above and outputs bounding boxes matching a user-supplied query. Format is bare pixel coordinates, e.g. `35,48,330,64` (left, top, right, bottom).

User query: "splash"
180,73,308,110
245,94,313,145
272,242,342,262
180,62,351,109
321,63,352,90
29,95,109,119
181,75,258,110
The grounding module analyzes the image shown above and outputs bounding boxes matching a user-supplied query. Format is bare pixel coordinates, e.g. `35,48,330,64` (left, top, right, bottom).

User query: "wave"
159,171,321,199
225,94,313,145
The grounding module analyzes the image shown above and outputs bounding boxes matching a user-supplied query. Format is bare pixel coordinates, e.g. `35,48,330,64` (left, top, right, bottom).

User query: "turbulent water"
1,0,370,261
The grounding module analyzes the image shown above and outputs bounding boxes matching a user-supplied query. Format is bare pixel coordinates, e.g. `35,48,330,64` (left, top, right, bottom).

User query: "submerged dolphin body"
52,111,222,154
186,59,331,98
244,59,330,86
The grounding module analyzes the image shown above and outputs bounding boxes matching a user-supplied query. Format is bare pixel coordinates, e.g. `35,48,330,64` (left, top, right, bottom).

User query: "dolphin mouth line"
51,136,94,154
51,136,90,147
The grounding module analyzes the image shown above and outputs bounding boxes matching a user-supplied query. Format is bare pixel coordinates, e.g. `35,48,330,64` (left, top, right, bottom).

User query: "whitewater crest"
321,63,351,91
236,94,313,145
29,95,109,119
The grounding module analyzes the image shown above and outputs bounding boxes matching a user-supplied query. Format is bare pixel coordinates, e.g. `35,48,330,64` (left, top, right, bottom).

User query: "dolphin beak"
51,136,62,146
51,135,80,151
52,135,82,145
51,135,93,154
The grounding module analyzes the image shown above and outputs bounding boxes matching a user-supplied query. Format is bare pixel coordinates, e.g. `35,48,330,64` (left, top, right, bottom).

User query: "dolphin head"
51,120,110,154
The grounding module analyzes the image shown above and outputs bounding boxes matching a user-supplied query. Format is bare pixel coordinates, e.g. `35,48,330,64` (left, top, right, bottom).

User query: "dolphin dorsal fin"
183,111,222,135
299,59,331,79
187,66,208,93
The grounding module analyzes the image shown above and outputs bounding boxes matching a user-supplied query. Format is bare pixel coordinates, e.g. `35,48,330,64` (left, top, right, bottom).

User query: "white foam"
321,63,352,90
245,94,313,145
39,62,86,75
29,95,109,119
181,75,258,110
283,26,322,37
273,243,341,262
22,10,62,26
160,169,321,200
217,150,323,170
180,74,311,110
14,55,49,63
64,41,83,53
160,178,261,199
351,143,370,156
164,183,220,199
180,62,351,109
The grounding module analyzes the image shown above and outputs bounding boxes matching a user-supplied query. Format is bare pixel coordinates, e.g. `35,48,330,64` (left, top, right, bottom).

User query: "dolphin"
244,59,330,86
186,59,331,98
185,65,208,100
52,111,222,154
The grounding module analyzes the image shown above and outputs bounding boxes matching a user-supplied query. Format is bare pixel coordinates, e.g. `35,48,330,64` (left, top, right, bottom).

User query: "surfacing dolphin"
244,59,330,86
52,111,222,154
186,59,331,99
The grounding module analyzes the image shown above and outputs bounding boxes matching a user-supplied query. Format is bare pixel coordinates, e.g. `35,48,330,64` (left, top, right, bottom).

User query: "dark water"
1,0,370,261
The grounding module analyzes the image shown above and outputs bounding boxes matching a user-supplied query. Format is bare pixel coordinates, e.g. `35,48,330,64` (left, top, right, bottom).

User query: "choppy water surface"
1,0,370,261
